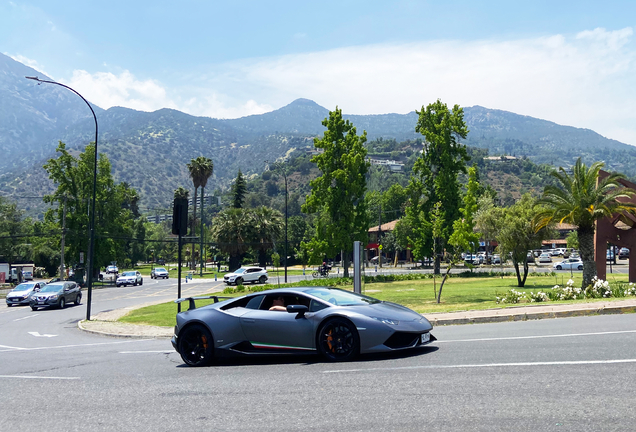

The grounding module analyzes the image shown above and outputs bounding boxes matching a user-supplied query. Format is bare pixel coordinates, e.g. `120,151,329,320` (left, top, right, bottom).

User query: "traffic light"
172,198,188,236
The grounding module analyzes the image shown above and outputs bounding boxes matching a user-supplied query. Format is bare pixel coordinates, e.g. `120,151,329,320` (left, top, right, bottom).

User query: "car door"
239,294,315,351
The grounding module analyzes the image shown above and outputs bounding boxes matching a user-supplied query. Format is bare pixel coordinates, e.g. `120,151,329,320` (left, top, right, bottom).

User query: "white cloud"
185,27,636,144
62,27,636,145
66,70,178,112
7,53,50,76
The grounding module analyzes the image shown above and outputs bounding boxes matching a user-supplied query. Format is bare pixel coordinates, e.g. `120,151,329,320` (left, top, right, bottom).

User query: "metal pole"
60,196,67,279
178,234,182,313
200,192,204,277
26,76,98,321
284,171,288,283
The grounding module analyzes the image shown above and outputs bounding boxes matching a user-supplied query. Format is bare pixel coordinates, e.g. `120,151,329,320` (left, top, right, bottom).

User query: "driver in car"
269,296,287,311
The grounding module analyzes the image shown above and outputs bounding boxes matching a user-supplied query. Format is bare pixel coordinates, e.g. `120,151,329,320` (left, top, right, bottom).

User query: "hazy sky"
3,0,636,145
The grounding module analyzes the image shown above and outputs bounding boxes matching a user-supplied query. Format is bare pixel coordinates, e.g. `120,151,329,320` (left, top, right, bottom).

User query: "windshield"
305,288,381,306
40,284,63,293
13,283,36,291
122,271,136,276
234,268,246,274
155,268,167,272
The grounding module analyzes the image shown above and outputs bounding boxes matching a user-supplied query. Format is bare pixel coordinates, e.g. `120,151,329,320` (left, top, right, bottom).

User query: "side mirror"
286,304,308,318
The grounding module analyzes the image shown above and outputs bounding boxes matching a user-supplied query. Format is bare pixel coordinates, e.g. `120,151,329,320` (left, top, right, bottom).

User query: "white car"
151,267,169,279
538,253,552,263
223,267,268,285
553,258,583,271
6,281,46,306
116,271,143,287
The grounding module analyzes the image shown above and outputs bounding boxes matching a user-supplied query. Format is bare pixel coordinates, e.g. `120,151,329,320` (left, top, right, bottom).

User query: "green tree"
498,194,553,287
566,230,579,250
0,196,29,265
187,156,214,270
250,206,283,267
42,142,140,272
210,208,253,271
448,166,481,254
302,107,370,277
407,100,469,274
232,170,247,209
534,158,636,287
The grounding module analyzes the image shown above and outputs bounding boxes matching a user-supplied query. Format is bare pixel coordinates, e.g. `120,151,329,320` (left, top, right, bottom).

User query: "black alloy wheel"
317,317,360,362
59,298,66,309
178,324,214,367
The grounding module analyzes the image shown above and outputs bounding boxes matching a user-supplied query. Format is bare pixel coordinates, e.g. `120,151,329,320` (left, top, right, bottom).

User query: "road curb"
429,305,636,326
78,319,173,339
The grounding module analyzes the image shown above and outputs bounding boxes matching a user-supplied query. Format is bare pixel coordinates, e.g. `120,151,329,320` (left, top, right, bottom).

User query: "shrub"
528,291,549,302
496,289,525,304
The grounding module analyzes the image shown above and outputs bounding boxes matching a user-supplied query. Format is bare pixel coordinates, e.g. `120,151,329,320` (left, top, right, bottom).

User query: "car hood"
118,276,136,280
9,289,34,295
33,291,60,298
346,301,426,322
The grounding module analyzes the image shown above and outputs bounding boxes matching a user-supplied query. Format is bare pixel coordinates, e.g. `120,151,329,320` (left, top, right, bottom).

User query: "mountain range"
2,51,635,215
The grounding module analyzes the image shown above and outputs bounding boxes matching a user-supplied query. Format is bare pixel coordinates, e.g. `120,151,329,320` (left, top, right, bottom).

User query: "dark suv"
29,282,81,310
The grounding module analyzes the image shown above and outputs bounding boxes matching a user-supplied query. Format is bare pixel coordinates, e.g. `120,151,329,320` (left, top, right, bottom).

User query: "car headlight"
371,316,399,325
49,295,58,300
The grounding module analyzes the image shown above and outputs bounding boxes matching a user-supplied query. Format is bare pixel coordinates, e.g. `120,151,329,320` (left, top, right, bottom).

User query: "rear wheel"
178,324,214,367
259,275,267,284
317,317,360,362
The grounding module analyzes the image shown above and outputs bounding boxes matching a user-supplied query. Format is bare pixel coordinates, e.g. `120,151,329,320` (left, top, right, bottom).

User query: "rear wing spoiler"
175,295,232,311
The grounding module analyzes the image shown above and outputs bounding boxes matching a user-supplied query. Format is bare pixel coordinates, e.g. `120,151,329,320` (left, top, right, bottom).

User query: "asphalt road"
2,275,636,431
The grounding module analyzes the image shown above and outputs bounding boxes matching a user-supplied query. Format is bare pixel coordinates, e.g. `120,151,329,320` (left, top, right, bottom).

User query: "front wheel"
140,279,143,286
235,277,243,286
31,306,38,311
317,317,360,362
312,271,320,278
75,294,81,305
178,324,214,367
578,265,583,270
556,265,562,270
59,298,66,309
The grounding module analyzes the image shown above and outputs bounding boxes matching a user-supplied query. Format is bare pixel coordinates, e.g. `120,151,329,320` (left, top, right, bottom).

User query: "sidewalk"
77,298,636,339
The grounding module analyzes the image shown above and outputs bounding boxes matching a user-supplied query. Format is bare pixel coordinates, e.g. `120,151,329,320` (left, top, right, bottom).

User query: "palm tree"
251,206,284,267
534,158,636,288
210,208,254,271
187,157,213,270
197,158,213,275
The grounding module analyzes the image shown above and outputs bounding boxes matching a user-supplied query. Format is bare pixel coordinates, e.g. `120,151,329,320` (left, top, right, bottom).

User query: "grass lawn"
118,272,633,327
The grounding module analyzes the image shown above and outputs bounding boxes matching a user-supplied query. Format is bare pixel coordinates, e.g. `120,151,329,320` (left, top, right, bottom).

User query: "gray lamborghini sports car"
171,287,436,366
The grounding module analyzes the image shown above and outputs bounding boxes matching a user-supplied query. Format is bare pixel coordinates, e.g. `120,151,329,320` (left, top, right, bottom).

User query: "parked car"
29,281,81,310
607,249,616,263
171,287,436,366
151,267,169,279
22,269,33,280
619,248,630,260
223,267,268,285
526,253,535,263
538,253,552,263
492,254,502,264
116,271,143,287
6,281,46,306
553,258,584,271
106,265,119,274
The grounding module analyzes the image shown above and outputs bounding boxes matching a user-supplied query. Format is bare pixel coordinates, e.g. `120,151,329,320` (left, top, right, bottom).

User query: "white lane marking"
119,350,174,354
324,358,636,374
0,375,80,380
28,331,57,338
0,338,158,353
13,314,39,321
436,329,636,344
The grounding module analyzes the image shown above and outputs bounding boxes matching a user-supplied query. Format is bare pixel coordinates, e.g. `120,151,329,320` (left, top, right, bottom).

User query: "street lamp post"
26,76,98,321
